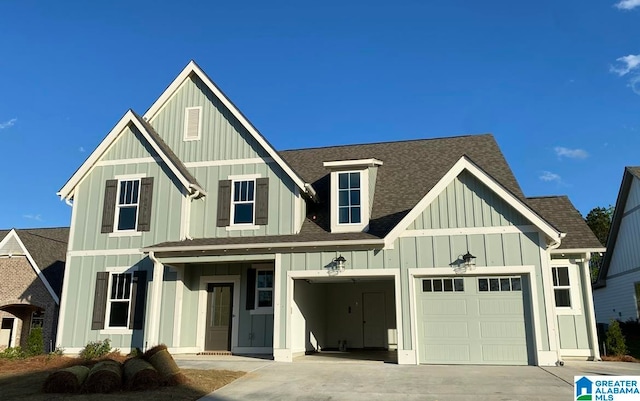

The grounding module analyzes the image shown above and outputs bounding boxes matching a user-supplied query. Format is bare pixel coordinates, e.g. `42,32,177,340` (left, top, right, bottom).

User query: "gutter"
142,238,385,254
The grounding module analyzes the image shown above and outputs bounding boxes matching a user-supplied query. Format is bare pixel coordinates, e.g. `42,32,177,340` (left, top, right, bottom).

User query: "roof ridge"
527,195,569,200
279,133,494,152
19,230,68,245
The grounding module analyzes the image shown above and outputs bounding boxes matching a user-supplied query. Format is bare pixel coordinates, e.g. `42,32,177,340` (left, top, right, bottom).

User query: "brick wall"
0,256,58,352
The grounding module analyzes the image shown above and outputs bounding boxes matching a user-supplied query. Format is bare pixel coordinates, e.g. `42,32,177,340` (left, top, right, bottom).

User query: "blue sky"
1,0,640,228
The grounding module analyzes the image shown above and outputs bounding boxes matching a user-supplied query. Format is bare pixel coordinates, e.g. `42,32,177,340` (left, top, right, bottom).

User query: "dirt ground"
0,354,244,401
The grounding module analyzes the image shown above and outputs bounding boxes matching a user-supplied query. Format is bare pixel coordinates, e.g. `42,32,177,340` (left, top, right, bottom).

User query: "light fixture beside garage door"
454,251,476,272
332,255,347,272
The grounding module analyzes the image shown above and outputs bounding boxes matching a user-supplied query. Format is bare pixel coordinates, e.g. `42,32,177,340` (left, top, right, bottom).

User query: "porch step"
197,351,233,356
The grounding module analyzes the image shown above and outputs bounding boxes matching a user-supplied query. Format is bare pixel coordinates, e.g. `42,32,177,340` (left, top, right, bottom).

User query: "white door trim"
197,275,241,352
408,265,543,365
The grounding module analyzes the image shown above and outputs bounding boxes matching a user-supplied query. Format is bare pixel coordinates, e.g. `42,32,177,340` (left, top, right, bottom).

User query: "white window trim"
183,106,203,141
228,174,261,228
329,169,370,233
100,265,139,334
251,265,274,315
113,176,143,235
550,261,582,315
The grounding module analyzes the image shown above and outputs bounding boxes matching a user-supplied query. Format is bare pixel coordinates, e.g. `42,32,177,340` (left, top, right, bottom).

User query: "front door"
363,292,387,348
205,283,233,351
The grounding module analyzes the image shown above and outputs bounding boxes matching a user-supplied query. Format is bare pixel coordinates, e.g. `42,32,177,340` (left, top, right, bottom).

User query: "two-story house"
56,61,603,366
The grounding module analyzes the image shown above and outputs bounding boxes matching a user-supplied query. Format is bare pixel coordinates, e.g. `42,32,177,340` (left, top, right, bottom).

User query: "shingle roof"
147,134,599,253
0,227,69,297
281,134,524,237
525,196,603,250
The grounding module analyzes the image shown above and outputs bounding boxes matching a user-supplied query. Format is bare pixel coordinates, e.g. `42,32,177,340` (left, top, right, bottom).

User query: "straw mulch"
123,357,160,391
42,365,91,393
144,344,188,386
82,359,123,393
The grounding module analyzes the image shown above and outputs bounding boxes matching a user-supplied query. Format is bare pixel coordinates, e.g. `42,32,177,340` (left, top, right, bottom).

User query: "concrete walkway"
174,356,640,401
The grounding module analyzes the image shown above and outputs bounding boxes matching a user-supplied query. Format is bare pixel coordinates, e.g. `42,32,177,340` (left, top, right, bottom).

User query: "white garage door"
416,275,531,365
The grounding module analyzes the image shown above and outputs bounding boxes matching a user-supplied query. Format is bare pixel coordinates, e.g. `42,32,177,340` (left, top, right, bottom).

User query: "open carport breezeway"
181,357,640,401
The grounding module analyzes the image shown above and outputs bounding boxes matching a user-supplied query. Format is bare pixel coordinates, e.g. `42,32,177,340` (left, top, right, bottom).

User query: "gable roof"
146,134,574,253
142,60,316,200
57,110,205,201
526,196,604,252
0,227,69,304
594,166,640,288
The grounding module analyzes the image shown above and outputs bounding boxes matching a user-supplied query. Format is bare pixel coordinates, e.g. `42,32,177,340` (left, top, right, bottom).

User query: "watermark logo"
575,376,640,401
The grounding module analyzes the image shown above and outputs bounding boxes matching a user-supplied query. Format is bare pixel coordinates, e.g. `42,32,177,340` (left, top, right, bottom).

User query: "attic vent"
184,106,202,141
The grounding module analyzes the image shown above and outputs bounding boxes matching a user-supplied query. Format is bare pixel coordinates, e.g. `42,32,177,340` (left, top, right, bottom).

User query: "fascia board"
142,239,385,253
550,248,606,255
57,110,196,200
4,230,60,305
384,156,563,248
142,60,312,196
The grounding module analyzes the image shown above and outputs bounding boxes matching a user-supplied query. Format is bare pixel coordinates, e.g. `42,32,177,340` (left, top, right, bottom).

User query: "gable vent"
184,106,202,140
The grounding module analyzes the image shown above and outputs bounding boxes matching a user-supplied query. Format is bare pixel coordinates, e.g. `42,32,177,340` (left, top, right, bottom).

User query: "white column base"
273,348,293,362
537,350,561,366
398,349,417,365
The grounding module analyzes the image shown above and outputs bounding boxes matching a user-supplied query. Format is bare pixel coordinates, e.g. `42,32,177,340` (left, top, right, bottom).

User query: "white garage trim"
408,265,550,366
281,269,403,363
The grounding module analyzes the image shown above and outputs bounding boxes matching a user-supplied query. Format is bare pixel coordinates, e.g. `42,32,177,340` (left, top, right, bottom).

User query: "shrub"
49,347,65,356
26,326,44,357
605,319,628,356
0,346,26,359
79,338,112,360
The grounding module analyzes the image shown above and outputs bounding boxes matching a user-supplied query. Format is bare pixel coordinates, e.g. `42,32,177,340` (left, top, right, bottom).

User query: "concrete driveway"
174,356,640,401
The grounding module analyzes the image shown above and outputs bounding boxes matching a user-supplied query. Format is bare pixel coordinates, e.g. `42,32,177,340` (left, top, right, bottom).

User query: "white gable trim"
57,110,203,200
384,156,563,248
0,230,60,305
142,60,312,196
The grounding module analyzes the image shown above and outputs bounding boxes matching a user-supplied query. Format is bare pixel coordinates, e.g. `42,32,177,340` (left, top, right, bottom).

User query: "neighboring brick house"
0,228,68,352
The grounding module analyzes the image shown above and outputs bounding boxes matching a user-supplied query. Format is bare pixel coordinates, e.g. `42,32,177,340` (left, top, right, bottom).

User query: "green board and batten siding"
149,75,271,164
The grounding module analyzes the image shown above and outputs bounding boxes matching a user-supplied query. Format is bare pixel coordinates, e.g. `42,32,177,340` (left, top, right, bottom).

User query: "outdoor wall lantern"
333,255,347,271
462,251,476,270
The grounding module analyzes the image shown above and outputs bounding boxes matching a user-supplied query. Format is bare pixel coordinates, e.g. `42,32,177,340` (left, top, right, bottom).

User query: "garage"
416,275,534,365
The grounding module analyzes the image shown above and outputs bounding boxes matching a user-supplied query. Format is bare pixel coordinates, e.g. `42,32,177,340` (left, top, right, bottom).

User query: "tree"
585,206,613,247
585,206,613,282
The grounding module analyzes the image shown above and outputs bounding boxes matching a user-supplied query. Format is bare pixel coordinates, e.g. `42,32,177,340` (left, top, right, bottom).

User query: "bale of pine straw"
43,365,91,393
144,344,188,386
123,357,160,391
82,359,123,393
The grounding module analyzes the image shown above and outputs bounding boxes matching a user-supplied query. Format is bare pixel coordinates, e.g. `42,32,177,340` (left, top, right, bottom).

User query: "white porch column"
146,251,164,349
582,252,602,361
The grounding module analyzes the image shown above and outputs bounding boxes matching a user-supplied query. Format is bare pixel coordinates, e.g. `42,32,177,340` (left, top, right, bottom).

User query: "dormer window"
338,172,361,224
324,158,383,233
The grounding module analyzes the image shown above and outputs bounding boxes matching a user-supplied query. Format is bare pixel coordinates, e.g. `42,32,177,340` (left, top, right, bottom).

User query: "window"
552,266,571,307
232,180,255,225
478,277,522,292
255,269,273,309
107,273,133,328
116,180,140,231
338,172,361,224
423,278,464,292
101,177,153,234
30,311,44,331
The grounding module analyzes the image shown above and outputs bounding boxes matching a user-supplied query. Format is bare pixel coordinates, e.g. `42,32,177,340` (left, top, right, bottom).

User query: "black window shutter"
137,177,154,232
101,180,118,233
217,180,232,227
255,178,269,225
129,270,148,330
91,272,109,330
246,268,256,310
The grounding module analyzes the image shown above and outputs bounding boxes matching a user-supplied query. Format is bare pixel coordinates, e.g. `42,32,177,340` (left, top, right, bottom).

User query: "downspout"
64,198,73,207
582,252,602,361
183,187,201,240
